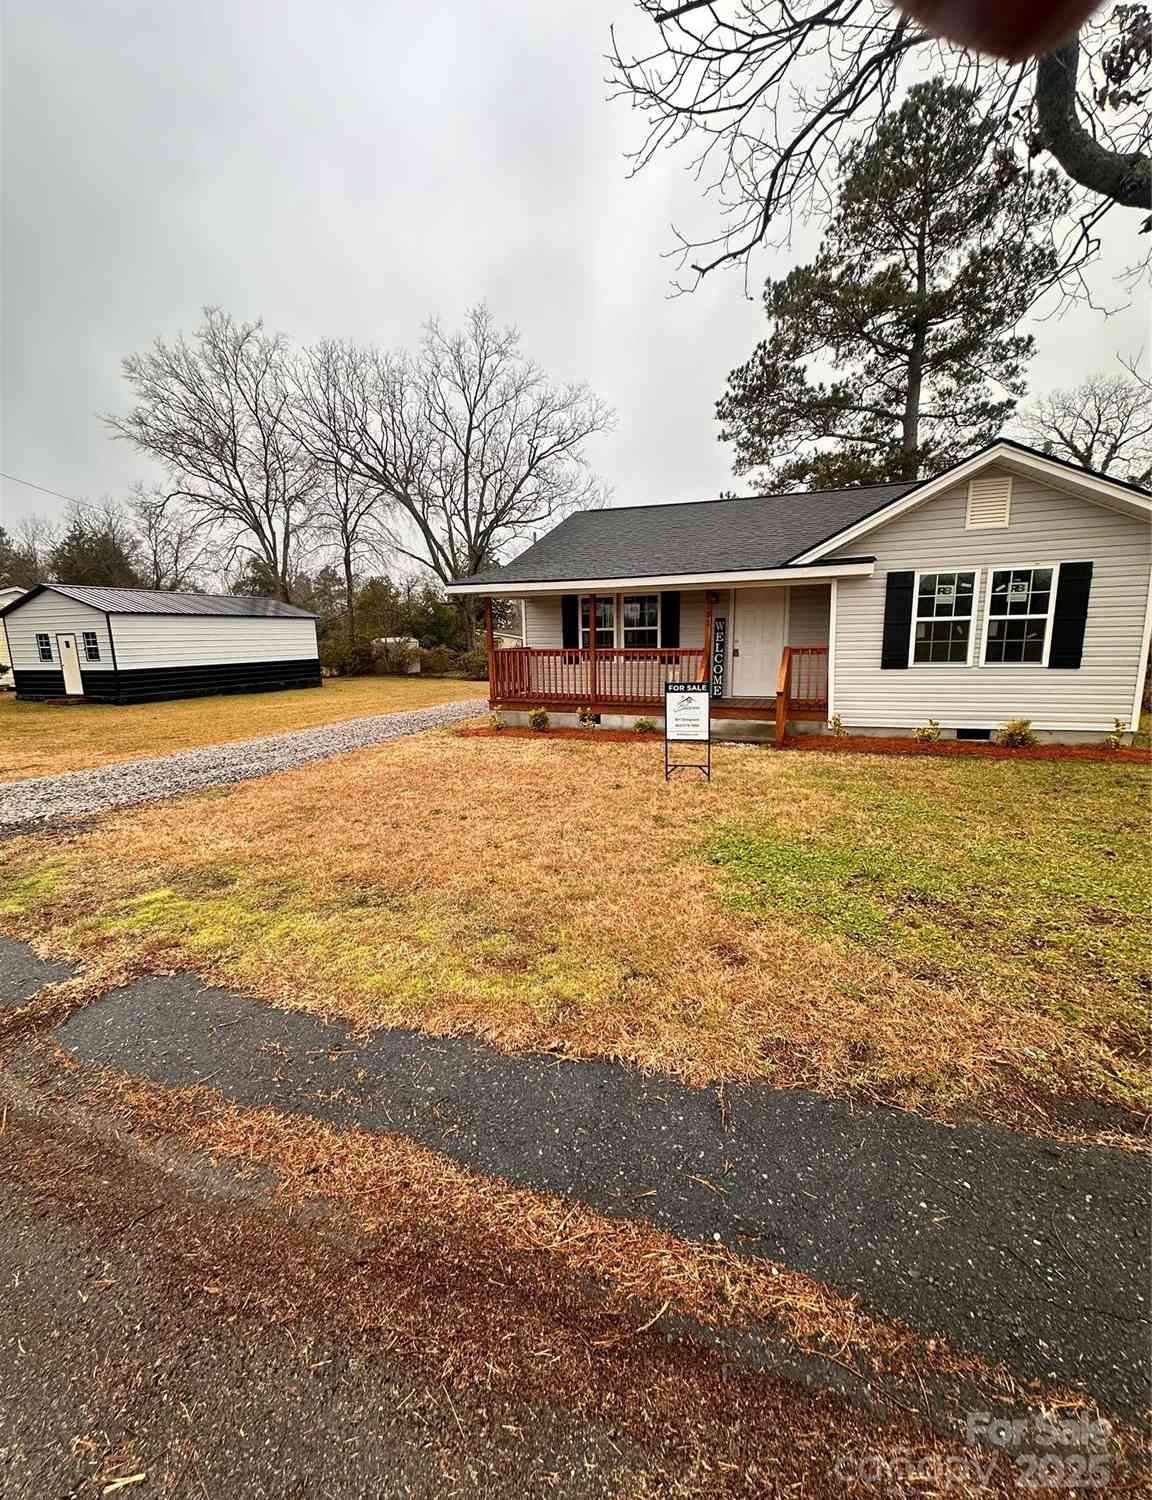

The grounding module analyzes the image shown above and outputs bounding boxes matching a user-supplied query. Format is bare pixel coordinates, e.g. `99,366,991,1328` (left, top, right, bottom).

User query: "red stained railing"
490,647,707,705
785,646,829,707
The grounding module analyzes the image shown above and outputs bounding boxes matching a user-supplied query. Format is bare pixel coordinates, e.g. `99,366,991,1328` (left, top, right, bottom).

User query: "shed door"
732,589,786,697
56,634,84,696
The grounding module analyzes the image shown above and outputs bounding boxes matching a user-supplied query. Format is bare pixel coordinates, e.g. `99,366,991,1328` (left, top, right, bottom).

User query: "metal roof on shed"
0,584,316,619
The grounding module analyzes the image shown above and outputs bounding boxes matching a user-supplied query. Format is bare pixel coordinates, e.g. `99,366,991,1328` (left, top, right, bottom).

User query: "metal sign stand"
664,681,712,780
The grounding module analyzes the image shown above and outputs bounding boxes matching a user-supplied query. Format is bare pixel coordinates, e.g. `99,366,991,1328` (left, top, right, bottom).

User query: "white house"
449,440,1152,744
0,585,320,704
0,586,25,678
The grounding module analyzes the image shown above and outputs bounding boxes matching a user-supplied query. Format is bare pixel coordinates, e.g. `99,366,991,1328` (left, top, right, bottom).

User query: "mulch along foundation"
457,725,1149,763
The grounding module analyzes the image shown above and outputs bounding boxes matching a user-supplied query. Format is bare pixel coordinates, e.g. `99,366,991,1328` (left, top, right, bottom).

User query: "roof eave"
446,559,876,596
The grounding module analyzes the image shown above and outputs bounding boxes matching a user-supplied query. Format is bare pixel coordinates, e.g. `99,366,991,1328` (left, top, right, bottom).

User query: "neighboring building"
449,440,1152,744
0,585,320,704
0,587,25,678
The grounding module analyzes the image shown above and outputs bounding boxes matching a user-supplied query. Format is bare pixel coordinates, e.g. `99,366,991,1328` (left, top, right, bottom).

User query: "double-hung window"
580,596,615,650
35,632,53,662
983,567,1055,664
82,631,101,662
911,571,977,664
621,594,659,648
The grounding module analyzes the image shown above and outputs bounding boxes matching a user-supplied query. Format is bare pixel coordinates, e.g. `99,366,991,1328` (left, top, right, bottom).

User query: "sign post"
664,681,712,780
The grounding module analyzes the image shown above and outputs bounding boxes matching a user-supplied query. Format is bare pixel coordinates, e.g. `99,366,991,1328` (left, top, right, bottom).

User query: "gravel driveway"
0,698,485,832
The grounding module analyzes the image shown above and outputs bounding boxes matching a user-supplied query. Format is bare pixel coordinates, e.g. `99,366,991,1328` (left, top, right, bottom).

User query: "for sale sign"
664,682,712,779
665,682,711,742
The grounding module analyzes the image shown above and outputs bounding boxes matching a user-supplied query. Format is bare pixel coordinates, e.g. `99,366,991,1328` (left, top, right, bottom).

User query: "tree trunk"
343,545,356,647
901,230,929,480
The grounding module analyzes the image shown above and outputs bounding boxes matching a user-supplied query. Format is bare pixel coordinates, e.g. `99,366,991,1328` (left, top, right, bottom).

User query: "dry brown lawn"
0,675,486,780
4,732,1148,1135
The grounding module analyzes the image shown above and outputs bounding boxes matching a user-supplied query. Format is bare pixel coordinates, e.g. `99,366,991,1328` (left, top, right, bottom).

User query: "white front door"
732,588,786,696
57,633,84,695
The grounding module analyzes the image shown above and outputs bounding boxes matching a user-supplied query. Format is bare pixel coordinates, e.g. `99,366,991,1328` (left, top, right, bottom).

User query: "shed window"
580,596,615,650
983,567,1055,664
82,631,101,662
35,633,52,662
622,594,659,648
911,571,976,664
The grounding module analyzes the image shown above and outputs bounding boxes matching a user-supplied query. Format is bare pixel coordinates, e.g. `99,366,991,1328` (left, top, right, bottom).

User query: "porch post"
702,590,714,689
484,597,496,706
587,593,598,704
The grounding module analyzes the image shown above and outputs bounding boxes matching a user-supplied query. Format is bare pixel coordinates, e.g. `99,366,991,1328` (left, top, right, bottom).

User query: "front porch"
485,640,829,742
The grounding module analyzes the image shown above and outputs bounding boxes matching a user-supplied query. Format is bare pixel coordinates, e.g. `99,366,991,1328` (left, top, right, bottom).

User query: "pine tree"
716,81,1071,492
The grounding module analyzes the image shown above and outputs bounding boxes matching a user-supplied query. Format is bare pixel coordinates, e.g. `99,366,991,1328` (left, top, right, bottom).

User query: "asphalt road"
56,973,1151,1415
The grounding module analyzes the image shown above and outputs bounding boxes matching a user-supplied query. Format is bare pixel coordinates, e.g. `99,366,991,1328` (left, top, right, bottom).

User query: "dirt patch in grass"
2,734,1148,1133
0,675,487,780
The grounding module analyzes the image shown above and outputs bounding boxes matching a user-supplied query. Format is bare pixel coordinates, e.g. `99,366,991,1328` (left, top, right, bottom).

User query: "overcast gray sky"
2,1,1148,531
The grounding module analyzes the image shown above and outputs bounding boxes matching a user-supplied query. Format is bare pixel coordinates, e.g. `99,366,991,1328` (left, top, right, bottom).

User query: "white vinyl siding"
4,592,112,671
787,585,831,647
109,614,318,668
828,467,1152,731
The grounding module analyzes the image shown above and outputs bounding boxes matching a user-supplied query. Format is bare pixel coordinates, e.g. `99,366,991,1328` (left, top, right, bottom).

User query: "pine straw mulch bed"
460,725,1150,763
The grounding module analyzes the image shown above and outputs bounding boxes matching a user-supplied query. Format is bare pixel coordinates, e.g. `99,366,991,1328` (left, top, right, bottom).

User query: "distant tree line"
2,301,608,674
0,502,512,674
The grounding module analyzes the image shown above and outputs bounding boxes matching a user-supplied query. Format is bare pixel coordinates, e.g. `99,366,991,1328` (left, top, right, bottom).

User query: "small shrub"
320,638,377,677
827,713,846,738
1103,717,1128,751
418,645,457,676
489,712,506,731
460,648,489,680
576,705,599,728
374,640,417,675
527,706,550,732
633,717,657,734
994,718,1038,749
912,719,942,743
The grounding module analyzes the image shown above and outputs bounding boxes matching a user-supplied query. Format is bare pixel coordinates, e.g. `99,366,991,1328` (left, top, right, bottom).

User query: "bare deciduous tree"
609,2,1150,289
297,306,614,639
129,485,216,591
314,461,389,645
106,308,321,601
1016,371,1152,485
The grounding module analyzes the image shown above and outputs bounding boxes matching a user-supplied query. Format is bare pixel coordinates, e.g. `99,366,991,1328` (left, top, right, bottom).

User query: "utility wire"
0,471,86,507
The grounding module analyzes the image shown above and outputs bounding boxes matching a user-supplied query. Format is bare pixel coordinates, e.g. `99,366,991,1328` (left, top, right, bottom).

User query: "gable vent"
966,474,1012,529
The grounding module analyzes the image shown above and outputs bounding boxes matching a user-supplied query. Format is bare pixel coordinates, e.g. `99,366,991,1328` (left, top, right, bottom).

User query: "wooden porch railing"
490,646,707,706
775,646,829,743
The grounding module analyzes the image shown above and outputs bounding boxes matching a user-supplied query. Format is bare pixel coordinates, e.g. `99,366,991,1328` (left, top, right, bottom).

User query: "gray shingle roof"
0,584,316,619
452,481,917,587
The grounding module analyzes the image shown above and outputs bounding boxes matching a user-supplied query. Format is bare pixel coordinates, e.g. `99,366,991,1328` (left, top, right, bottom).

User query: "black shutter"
881,571,915,668
661,591,680,647
1048,562,1093,669
561,594,579,649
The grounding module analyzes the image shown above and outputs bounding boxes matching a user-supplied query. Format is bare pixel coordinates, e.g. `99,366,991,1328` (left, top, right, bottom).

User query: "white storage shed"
0,584,320,703
0,586,25,677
